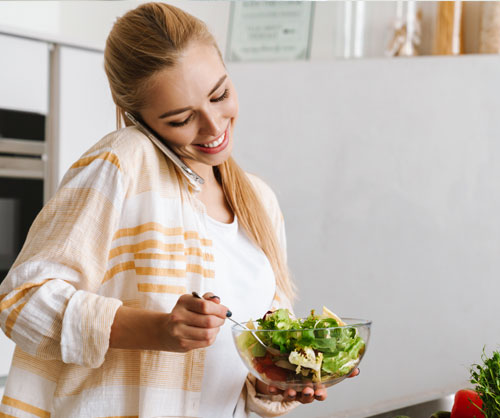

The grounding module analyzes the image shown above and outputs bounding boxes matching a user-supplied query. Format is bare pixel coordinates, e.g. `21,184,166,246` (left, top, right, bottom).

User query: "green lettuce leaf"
254,308,365,379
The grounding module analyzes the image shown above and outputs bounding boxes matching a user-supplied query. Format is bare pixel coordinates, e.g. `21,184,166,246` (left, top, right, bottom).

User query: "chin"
208,151,232,167
210,139,233,166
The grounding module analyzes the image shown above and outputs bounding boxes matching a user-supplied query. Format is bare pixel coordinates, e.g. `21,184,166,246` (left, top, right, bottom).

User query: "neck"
184,160,218,187
185,160,234,223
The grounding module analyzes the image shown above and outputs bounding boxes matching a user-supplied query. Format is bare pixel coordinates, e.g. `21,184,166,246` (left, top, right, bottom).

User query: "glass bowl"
232,317,371,391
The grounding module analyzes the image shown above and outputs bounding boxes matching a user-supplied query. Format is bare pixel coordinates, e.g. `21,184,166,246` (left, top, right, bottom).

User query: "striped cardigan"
0,127,299,418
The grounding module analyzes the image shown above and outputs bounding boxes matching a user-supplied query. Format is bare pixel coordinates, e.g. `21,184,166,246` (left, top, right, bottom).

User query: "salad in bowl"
232,307,371,390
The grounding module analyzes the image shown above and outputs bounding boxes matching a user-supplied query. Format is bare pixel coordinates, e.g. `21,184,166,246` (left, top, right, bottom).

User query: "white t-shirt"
199,214,276,418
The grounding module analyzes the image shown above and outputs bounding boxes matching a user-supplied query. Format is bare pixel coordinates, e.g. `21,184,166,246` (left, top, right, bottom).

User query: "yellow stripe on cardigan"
187,264,215,278
112,223,213,247
135,267,186,278
71,152,121,172
1,395,51,418
135,265,214,278
0,280,51,313
12,349,62,383
102,257,213,284
185,247,215,261
134,253,186,261
102,261,136,283
137,283,186,294
107,242,213,265
175,230,212,246
5,301,27,338
108,241,185,259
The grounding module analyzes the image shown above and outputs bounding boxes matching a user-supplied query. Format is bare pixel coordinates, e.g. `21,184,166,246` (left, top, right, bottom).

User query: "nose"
199,108,222,136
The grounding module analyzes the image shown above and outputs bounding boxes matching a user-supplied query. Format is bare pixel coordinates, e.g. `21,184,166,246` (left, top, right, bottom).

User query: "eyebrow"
158,74,228,119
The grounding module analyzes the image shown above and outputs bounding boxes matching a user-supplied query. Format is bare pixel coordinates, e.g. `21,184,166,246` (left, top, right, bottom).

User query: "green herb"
470,348,500,417
430,411,451,418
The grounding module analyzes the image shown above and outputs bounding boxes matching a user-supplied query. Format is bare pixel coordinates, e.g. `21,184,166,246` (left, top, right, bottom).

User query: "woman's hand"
162,292,228,352
255,368,360,403
109,292,228,352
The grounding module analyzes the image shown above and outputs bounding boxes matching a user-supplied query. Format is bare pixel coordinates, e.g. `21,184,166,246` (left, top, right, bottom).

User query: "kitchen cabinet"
0,33,116,191
0,34,49,115
54,45,116,186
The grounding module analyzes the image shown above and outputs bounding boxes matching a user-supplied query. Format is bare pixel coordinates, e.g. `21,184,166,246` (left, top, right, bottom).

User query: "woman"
0,3,340,417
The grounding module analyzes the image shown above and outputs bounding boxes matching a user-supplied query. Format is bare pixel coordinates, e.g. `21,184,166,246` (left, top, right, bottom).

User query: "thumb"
256,379,282,396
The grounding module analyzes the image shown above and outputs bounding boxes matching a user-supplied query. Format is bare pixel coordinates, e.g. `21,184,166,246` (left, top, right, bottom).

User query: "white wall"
228,54,500,417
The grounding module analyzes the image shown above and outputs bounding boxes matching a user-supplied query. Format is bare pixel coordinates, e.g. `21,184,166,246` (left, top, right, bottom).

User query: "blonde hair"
104,2,295,302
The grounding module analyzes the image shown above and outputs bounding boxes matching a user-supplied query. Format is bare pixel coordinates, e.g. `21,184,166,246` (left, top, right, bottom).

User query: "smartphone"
124,111,204,189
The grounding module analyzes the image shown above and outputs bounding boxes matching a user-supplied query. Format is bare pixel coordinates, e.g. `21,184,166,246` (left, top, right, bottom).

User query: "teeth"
199,133,225,148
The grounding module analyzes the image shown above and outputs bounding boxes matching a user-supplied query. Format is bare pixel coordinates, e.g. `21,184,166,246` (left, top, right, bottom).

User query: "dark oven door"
0,179,43,282
0,108,45,284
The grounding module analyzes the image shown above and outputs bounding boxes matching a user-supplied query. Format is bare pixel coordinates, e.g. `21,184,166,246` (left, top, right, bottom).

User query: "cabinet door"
55,45,116,186
0,34,49,115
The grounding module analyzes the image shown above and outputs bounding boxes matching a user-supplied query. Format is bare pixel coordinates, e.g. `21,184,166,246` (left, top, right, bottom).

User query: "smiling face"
139,41,238,175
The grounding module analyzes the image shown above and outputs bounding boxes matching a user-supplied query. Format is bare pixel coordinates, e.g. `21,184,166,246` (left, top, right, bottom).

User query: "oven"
0,108,45,283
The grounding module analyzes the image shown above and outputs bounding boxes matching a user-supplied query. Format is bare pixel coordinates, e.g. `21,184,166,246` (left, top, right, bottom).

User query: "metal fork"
191,291,282,356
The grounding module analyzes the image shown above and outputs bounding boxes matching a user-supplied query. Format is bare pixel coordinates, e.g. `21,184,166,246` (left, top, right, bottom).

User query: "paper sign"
227,2,314,62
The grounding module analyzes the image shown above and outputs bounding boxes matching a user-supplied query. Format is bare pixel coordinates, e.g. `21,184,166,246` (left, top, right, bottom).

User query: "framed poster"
227,1,314,62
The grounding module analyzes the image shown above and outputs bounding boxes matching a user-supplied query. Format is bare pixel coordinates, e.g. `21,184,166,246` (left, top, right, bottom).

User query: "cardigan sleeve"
244,173,300,416
0,148,125,368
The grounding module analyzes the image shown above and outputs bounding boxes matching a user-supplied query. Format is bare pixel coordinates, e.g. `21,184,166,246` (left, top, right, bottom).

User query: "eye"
211,89,229,103
169,114,193,127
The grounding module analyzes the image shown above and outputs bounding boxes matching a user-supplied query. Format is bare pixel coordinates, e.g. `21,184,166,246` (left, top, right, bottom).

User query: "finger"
187,295,228,319
255,379,270,395
181,309,225,329
299,387,315,403
283,388,297,402
313,388,327,401
202,292,221,304
267,385,283,396
176,323,220,343
255,380,283,396
255,379,283,395
348,368,360,378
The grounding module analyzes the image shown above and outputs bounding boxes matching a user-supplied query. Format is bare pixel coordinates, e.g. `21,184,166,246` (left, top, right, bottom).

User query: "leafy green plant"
470,348,500,417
